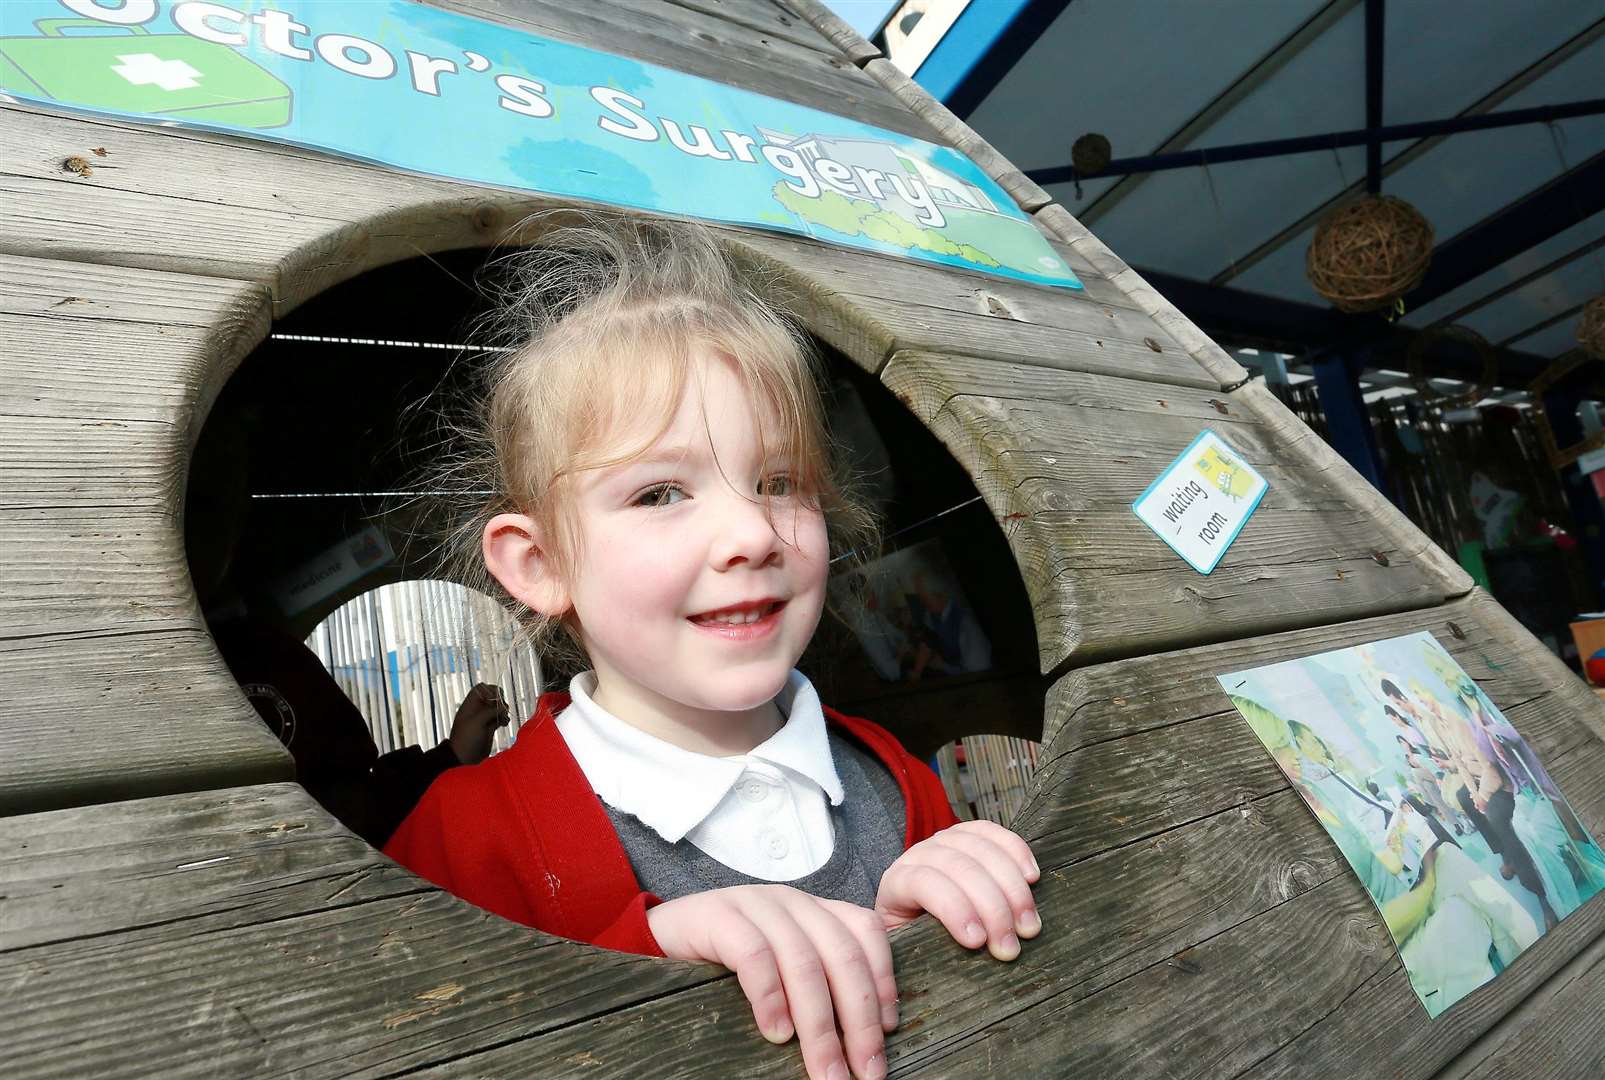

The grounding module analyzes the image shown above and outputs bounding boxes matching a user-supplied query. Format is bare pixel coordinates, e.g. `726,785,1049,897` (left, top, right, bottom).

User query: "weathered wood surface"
418,0,937,141
1034,202,1253,387
7,594,1598,1077
0,102,540,310
861,59,1054,214
1446,929,1605,1080
883,350,1469,671
724,229,1220,387
0,631,289,815
678,0,861,58
776,0,884,64
1,103,1216,391
0,783,716,1077
0,253,290,812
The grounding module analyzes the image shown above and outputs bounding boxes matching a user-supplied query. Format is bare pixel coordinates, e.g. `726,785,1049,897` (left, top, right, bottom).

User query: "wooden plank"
883,351,1463,670
5,595,1597,1075
1028,590,1605,1080
1034,202,1253,387
723,230,1220,386
775,0,884,64
373,593,1605,1076
862,58,1052,213
1241,381,1476,605
1444,929,1605,1080
418,0,937,141
0,783,716,1079
0,257,266,513
670,0,855,57
0,509,195,638
0,104,537,311
0,630,291,815
0,250,268,331
0,782,407,950
0,315,212,421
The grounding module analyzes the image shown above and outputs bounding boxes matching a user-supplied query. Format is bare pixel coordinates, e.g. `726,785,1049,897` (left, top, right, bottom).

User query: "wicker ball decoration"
1580,295,1605,360
1071,133,1112,175
1406,324,1497,409
1306,196,1434,313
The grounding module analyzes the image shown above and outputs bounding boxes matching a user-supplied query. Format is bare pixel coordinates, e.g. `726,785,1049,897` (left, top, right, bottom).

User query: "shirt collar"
555,670,841,844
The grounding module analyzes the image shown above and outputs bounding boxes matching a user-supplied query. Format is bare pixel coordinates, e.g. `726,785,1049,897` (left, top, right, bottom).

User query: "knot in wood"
981,293,1015,319
61,156,92,178
472,205,503,232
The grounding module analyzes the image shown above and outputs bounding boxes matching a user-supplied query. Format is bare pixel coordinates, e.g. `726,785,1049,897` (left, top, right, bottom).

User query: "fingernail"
827,1062,850,1080
1028,858,1041,879
767,1017,794,1044
881,1002,899,1029
1019,908,1041,936
965,920,986,947
996,933,1020,960
866,1051,887,1079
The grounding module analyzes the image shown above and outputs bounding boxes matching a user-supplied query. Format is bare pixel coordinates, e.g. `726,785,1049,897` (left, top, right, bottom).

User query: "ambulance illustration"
0,18,292,128
1194,442,1257,500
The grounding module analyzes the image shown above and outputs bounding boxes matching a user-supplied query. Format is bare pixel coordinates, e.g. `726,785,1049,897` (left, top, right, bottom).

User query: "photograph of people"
1221,631,1605,1017
830,540,992,684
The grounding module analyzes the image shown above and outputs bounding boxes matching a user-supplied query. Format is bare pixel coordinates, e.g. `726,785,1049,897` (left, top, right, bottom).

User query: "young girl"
384,218,1041,1080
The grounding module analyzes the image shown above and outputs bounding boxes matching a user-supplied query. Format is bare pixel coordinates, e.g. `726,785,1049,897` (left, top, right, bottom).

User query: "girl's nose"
708,489,782,570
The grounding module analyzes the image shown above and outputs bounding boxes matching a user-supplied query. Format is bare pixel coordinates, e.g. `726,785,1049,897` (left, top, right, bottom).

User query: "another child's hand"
648,885,896,1080
874,820,1041,961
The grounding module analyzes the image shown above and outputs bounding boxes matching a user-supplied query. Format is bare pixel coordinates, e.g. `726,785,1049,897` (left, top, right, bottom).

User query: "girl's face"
565,350,830,725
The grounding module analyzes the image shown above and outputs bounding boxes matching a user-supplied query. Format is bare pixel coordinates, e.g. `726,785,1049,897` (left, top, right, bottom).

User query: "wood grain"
418,0,936,140
723,230,1217,386
773,0,884,64
883,351,1463,670
0,630,291,815
0,785,714,1079
862,59,1053,213
1034,202,1253,386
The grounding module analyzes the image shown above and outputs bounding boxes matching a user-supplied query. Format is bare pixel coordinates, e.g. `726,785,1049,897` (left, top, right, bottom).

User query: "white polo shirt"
557,670,843,881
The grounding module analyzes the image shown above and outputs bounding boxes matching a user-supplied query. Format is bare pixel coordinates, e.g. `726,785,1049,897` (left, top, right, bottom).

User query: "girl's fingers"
883,862,986,951
917,847,1021,960
820,898,899,1033
787,897,890,1080
710,911,795,1045
749,895,856,1080
931,831,1041,939
944,821,1040,882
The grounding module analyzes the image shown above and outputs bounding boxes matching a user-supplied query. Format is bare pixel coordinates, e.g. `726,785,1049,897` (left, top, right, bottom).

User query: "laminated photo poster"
1219,632,1605,1017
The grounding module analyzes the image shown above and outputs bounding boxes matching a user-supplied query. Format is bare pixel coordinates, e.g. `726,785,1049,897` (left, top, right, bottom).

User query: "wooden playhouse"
3,1,1604,1075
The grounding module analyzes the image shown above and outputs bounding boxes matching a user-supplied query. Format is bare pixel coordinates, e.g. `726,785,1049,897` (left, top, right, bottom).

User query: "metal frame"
1024,98,1605,184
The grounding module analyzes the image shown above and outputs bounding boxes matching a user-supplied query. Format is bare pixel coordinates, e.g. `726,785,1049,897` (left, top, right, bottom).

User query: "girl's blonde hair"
435,215,877,665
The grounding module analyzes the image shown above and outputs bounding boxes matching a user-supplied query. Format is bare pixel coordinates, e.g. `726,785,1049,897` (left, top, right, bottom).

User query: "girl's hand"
874,820,1041,961
647,885,896,1080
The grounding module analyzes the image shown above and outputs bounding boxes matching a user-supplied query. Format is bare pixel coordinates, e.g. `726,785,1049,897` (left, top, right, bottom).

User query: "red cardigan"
384,692,958,955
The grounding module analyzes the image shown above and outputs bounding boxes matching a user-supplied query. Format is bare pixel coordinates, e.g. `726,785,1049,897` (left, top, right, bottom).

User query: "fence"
306,580,542,756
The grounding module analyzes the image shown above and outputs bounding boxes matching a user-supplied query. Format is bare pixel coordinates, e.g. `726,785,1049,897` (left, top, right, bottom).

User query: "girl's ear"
483,512,570,617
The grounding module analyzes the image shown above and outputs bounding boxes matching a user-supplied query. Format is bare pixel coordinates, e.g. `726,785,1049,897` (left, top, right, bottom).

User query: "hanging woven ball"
1406,324,1497,409
1306,196,1434,313
1580,295,1605,360
1071,133,1112,175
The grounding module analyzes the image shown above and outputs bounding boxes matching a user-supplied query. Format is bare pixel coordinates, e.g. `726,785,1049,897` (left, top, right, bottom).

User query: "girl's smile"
687,598,787,638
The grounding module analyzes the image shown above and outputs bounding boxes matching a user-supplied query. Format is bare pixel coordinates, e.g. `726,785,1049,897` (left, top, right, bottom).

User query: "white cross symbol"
111,53,202,92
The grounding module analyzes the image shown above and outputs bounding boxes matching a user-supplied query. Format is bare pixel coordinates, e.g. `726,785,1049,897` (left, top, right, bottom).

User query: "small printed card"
1131,430,1267,574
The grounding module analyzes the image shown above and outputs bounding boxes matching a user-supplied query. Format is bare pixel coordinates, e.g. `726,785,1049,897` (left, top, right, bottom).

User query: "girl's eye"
759,474,795,498
634,483,687,508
